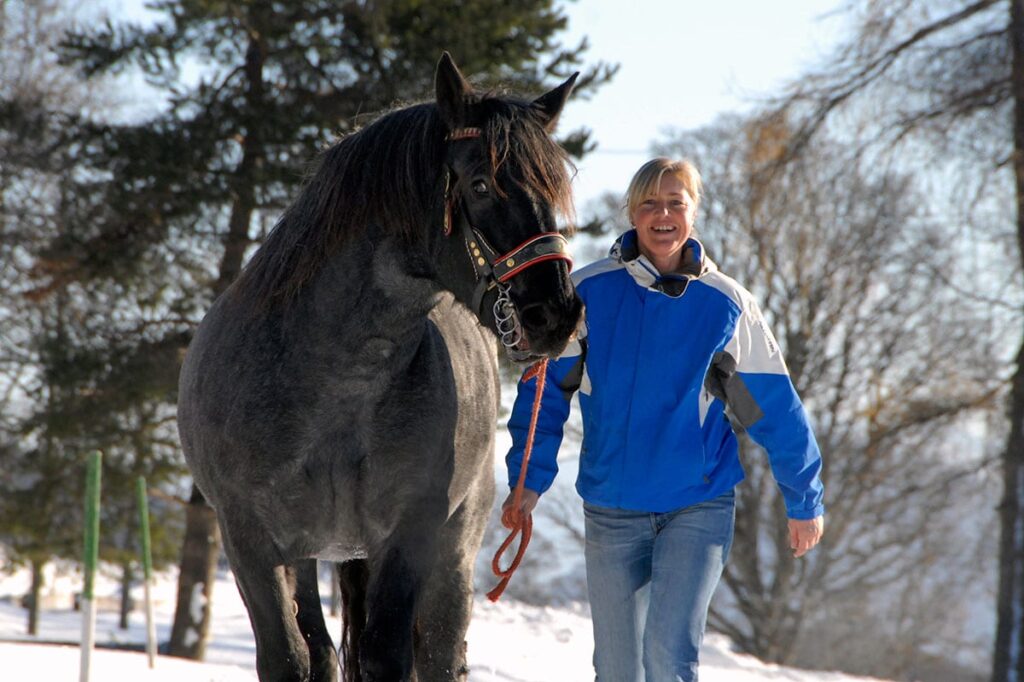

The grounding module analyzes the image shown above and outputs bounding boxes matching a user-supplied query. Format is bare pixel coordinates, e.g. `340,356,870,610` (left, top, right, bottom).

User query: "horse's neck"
430,227,482,315
310,233,440,343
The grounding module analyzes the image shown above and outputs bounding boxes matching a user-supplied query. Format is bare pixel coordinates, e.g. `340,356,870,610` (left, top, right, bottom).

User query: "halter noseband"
444,126,573,359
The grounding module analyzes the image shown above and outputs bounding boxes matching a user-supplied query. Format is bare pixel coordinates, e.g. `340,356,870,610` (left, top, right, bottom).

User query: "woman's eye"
471,180,489,195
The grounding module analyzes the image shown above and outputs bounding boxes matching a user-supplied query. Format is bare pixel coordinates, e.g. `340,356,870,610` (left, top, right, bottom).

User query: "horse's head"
434,53,584,361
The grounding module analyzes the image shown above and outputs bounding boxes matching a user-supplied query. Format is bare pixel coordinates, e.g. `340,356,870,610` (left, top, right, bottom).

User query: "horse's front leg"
219,517,313,682
357,321,457,680
413,476,493,682
360,504,446,681
294,559,340,681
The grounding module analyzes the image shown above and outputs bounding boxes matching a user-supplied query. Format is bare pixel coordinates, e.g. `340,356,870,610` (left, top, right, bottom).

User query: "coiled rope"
487,359,547,602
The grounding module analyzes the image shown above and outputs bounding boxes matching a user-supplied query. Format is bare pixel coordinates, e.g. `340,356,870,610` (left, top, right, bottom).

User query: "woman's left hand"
788,516,824,558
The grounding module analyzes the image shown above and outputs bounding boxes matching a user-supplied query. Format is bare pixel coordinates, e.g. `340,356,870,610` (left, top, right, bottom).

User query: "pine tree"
1,0,188,636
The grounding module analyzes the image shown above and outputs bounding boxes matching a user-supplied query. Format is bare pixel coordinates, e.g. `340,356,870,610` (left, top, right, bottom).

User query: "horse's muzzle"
513,294,583,360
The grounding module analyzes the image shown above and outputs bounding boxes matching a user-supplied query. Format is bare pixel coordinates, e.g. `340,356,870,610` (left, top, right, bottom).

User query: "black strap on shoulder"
704,351,764,429
555,338,588,401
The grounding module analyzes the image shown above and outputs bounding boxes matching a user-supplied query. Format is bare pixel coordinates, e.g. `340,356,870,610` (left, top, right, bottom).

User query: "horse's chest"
316,542,370,563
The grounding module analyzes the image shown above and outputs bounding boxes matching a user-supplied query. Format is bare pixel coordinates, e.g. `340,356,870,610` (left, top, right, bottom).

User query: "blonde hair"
625,157,702,218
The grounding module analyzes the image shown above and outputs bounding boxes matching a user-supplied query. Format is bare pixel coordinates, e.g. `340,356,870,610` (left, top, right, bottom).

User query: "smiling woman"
626,157,701,274
501,155,825,681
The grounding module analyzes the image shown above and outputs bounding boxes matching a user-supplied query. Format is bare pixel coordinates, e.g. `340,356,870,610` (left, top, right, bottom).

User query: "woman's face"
630,173,697,274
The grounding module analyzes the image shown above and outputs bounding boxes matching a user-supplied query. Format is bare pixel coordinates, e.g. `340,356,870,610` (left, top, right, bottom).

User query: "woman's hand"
788,516,824,558
500,489,540,529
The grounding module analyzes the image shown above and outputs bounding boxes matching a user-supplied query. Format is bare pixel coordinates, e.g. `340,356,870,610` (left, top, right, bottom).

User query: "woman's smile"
631,173,697,273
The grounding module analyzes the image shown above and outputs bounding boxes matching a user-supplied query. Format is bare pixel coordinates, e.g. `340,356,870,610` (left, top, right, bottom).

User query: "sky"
557,0,845,209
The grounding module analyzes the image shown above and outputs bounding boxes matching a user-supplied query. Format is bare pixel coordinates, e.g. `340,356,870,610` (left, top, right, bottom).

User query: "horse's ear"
531,72,579,133
435,52,472,129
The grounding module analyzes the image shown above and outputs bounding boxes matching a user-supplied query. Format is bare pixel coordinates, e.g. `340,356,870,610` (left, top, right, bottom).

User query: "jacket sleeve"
504,328,586,495
707,299,825,520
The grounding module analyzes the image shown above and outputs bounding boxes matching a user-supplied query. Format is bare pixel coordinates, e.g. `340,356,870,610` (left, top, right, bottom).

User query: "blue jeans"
584,490,735,682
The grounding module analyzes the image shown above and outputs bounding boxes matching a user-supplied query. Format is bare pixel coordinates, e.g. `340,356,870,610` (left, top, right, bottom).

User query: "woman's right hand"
500,489,540,529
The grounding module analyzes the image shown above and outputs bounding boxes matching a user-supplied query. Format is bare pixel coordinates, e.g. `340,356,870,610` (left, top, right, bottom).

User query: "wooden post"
79,451,101,682
136,476,157,668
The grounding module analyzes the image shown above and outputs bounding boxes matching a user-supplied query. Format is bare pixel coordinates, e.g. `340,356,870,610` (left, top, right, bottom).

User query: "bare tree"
756,2,1020,678
654,111,1003,679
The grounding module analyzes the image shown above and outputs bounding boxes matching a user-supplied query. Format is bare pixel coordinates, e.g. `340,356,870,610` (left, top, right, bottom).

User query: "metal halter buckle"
493,283,528,360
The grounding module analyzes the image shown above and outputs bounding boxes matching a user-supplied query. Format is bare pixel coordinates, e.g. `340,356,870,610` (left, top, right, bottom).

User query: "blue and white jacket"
505,231,825,519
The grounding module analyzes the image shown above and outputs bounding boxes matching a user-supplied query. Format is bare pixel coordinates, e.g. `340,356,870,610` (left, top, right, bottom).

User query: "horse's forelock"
480,97,576,229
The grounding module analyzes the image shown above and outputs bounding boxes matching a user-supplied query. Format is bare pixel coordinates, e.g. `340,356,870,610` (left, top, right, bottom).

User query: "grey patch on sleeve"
704,351,764,430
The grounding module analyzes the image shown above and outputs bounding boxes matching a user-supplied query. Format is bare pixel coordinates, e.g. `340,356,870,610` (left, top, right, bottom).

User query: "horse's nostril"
518,303,552,331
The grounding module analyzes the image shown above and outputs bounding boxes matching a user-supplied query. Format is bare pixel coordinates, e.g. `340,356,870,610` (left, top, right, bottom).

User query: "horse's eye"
471,180,489,195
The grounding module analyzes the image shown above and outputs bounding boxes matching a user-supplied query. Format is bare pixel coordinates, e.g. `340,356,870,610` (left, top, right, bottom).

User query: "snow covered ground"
0,562,893,682
0,415,897,681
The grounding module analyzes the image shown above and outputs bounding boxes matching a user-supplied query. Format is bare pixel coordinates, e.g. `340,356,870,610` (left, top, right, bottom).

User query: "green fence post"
136,476,158,668
79,451,101,682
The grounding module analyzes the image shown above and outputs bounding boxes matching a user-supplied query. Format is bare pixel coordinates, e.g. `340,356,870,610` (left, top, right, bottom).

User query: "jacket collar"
610,229,715,296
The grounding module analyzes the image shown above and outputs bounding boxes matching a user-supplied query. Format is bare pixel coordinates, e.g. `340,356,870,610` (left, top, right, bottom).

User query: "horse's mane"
236,94,574,308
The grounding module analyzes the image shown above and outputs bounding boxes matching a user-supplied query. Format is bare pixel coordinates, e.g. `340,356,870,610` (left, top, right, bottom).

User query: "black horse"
176,53,583,681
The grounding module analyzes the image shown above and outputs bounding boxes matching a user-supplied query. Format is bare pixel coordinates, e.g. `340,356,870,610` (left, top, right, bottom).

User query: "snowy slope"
0,566,893,682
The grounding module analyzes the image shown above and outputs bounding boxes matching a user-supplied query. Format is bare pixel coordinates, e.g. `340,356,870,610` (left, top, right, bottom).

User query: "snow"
0,562,894,681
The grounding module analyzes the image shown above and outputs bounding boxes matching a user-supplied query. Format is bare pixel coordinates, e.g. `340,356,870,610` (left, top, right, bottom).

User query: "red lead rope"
487,359,548,602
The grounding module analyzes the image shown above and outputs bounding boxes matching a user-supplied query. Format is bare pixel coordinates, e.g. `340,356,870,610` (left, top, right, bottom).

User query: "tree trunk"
167,485,221,659
211,32,265,301
26,558,43,636
993,2,1024,680
168,25,266,660
119,562,134,630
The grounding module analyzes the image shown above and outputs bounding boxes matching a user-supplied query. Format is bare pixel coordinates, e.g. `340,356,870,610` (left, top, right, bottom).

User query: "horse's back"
177,289,261,499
